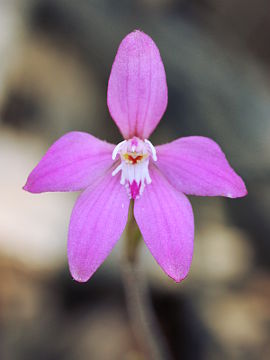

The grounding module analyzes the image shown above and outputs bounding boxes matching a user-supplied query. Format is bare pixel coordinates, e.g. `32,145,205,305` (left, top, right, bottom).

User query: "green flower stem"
124,201,142,263
122,201,172,360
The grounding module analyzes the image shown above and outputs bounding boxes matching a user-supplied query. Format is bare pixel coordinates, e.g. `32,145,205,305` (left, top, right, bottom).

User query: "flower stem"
122,202,173,360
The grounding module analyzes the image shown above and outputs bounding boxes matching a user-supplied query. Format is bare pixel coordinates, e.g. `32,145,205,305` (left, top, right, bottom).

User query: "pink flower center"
112,137,157,199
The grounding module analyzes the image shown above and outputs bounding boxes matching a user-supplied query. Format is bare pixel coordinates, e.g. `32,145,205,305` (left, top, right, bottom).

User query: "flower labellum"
23,30,247,283
112,137,157,199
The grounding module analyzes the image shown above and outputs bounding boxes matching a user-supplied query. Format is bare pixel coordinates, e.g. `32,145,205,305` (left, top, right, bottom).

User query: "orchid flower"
23,30,247,283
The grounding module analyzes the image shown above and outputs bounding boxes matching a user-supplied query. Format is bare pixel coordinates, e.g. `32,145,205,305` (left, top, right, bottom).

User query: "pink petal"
107,30,168,139
23,132,114,193
68,171,130,282
134,166,194,282
156,136,247,198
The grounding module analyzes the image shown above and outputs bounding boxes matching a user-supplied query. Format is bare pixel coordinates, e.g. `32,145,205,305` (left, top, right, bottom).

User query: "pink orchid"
23,30,247,283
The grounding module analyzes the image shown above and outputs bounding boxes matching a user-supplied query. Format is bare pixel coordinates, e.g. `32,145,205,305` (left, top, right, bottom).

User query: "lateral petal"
134,166,194,282
68,171,130,282
107,30,168,139
156,136,247,197
23,131,114,193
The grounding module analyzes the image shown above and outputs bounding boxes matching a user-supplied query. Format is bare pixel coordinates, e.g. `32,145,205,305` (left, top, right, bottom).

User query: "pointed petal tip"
225,177,248,198
165,260,192,283
22,180,41,194
228,189,248,199
22,181,33,193
169,270,190,283
238,181,248,197
126,29,151,41
70,270,90,283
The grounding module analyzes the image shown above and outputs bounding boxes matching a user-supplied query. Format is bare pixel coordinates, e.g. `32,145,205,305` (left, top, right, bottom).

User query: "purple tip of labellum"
130,180,141,200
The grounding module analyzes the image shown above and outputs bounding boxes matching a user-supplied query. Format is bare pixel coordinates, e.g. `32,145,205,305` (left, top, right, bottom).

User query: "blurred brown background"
0,0,269,359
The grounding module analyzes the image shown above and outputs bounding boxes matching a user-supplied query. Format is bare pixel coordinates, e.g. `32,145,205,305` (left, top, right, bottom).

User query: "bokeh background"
0,0,270,359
